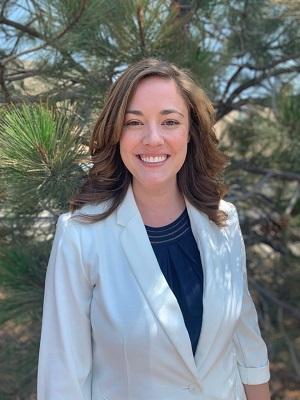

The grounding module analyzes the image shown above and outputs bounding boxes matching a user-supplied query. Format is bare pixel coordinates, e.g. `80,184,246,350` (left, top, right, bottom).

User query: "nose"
142,124,164,146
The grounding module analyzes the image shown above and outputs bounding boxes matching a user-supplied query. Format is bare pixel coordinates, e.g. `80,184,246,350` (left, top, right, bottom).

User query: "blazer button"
183,383,196,392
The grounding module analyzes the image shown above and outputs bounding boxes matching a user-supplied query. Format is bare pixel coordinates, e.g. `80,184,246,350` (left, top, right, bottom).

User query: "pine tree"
0,0,299,398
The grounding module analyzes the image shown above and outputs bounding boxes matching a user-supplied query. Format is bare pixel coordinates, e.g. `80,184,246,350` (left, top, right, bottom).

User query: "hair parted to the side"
70,58,229,227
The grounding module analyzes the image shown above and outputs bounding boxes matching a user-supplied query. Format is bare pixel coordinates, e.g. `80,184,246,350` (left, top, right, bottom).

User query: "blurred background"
0,0,299,399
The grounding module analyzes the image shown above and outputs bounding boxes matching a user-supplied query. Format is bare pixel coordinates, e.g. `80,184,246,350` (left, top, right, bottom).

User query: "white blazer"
37,185,270,400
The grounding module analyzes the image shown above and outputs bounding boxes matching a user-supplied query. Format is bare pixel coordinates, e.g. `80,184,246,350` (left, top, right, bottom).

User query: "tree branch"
6,68,42,81
235,53,300,72
222,65,244,101
230,160,300,182
216,64,300,119
2,0,88,65
0,15,42,39
249,278,300,320
136,3,146,55
0,0,10,17
0,63,11,103
278,308,300,377
0,13,88,76
284,183,300,216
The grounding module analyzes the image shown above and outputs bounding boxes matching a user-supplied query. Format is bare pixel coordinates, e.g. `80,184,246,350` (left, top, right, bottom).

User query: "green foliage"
0,0,300,398
0,103,88,214
0,243,49,398
0,333,39,400
0,243,48,326
223,90,300,395
224,90,300,174
277,92,300,139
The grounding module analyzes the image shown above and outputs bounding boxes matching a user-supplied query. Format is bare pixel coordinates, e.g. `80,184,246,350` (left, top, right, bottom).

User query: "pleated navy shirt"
145,209,204,356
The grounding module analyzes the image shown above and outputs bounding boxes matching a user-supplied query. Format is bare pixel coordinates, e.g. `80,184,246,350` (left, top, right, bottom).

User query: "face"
120,77,189,194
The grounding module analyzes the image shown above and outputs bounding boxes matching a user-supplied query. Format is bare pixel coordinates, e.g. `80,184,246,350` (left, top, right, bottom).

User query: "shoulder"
219,199,237,216
219,198,237,214
72,201,111,217
56,200,112,232
219,199,240,228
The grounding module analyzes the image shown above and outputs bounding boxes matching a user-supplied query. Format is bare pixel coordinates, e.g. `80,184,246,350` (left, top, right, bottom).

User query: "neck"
132,181,186,227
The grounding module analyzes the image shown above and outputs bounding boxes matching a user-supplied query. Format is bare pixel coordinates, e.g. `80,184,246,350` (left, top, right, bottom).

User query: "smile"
138,155,169,163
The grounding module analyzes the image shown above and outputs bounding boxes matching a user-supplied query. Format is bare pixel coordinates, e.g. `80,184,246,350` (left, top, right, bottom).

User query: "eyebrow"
125,109,185,117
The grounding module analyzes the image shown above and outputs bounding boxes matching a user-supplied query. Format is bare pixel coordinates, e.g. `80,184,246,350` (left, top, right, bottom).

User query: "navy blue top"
145,209,203,356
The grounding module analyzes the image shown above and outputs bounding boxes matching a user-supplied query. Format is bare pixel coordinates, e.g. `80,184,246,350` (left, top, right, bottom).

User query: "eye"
124,120,143,126
162,120,180,126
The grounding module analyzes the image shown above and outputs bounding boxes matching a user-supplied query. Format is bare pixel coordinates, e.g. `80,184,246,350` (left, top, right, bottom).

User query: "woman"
37,59,270,400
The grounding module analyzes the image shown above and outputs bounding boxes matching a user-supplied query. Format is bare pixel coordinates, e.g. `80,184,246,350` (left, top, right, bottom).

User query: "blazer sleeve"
37,214,93,400
232,206,270,385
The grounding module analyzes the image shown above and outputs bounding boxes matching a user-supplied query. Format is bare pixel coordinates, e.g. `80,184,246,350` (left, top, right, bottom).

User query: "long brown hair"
70,58,229,227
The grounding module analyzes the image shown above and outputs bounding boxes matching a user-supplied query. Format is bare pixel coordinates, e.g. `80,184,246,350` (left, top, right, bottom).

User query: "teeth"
140,155,167,163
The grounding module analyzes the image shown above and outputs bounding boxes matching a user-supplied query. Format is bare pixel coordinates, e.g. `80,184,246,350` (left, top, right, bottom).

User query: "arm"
244,383,270,400
232,207,270,396
37,214,93,400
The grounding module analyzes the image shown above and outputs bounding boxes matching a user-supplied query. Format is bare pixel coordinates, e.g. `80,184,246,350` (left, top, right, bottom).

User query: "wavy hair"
70,58,229,227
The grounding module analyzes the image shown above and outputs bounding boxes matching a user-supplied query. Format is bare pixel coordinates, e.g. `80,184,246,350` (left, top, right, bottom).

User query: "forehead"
127,76,188,111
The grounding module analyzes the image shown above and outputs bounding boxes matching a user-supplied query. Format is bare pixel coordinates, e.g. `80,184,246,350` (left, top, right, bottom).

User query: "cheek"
119,133,137,171
180,145,188,165
119,132,131,155
119,134,128,166
175,133,189,165
120,131,137,152
174,130,189,151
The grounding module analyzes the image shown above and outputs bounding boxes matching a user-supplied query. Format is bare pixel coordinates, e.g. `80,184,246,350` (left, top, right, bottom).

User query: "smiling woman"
68,58,229,227
119,77,190,225
37,59,270,400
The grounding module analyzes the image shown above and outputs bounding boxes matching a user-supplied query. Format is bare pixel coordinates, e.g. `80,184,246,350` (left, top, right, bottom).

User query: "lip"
137,154,170,157
136,154,170,166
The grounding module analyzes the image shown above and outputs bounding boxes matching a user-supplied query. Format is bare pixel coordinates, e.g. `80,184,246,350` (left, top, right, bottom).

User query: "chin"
133,176,175,191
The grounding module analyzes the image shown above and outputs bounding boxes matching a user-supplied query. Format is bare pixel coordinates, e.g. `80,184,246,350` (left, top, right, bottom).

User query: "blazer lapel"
186,201,235,377
117,186,200,381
